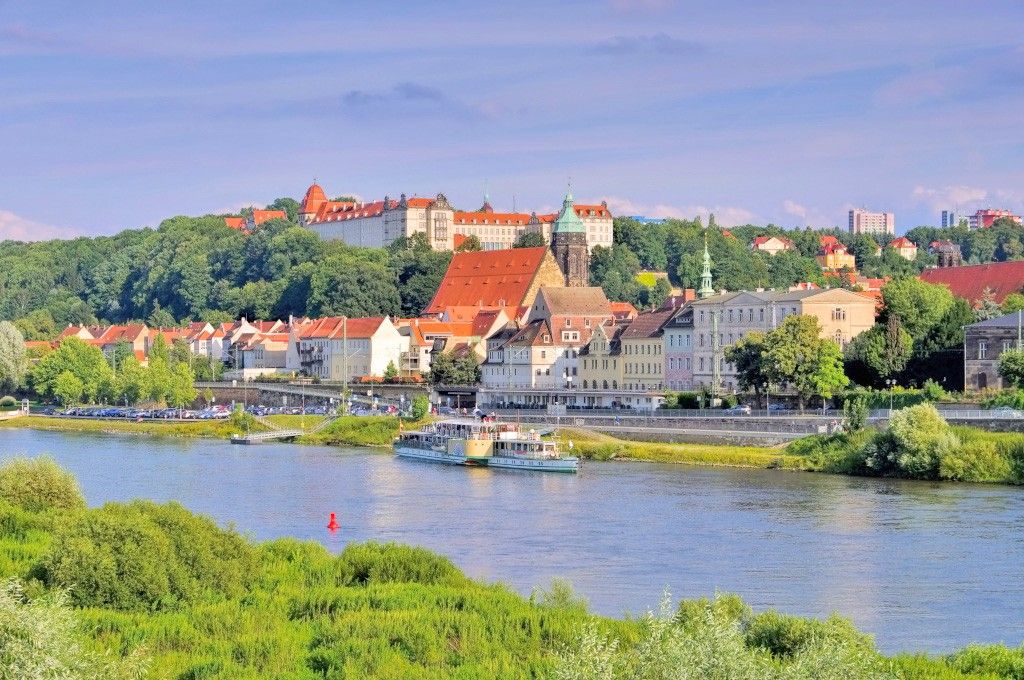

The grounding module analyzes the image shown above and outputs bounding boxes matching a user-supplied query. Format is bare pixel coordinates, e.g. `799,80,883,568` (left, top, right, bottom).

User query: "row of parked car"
243,405,334,416
42,406,233,420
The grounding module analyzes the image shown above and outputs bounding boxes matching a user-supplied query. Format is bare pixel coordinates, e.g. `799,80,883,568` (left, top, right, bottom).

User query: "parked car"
723,404,752,415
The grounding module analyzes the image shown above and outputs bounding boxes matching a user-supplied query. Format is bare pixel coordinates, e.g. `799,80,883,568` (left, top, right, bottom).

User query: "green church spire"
699,232,714,298
552,189,585,233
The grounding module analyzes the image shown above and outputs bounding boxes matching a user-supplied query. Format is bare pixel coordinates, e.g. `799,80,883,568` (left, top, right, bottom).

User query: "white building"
291,316,407,382
849,208,895,236
299,182,613,253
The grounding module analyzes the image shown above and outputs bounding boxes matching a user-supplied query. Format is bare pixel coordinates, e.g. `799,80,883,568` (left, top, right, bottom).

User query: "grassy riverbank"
1,457,1022,679
0,414,259,439
558,428,806,470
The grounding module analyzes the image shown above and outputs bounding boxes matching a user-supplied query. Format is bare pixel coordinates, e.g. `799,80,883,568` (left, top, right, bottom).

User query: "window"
541,350,546,358
699,357,705,371
728,310,734,323
834,330,844,346
759,309,764,322
585,319,591,327
699,334,705,347
565,318,571,327
979,341,987,360
1003,340,1013,353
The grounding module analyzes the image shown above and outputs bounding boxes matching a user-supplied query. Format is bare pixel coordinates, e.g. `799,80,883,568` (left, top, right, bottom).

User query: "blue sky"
1,0,1022,238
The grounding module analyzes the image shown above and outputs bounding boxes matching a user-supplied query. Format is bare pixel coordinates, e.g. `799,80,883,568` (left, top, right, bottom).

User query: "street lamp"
763,381,770,415
885,379,896,416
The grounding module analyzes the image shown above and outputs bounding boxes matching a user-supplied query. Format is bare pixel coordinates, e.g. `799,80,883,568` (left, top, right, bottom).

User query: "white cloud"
781,199,838,228
911,185,989,212
0,210,71,241
599,196,757,226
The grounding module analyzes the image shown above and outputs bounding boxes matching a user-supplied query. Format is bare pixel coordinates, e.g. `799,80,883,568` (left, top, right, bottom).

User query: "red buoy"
327,512,340,531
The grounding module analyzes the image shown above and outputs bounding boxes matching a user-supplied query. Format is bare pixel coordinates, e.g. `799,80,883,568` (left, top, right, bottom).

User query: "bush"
939,439,1012,482
0,395,17,411
337,542,468,587
787,430,873,475
744,609,874,658
843,395,869,432
42,500,256,611
411,395,429,420
864,404,960,479
0,579,148,678
0,456,85,512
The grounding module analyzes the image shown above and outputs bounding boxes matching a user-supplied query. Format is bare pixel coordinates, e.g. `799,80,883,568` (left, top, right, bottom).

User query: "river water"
2,428,1022,654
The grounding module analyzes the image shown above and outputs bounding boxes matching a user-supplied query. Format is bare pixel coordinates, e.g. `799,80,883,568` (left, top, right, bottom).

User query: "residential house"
751,235,795,256
888,236,918,260
577,322,626,407
817,238,856,270
619,308,676,405
663,304,694,390
929,240,963,268
293,316,406,382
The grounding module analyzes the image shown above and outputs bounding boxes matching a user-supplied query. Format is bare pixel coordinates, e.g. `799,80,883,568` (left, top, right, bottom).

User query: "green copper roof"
552,191,586,233
698,234,714,298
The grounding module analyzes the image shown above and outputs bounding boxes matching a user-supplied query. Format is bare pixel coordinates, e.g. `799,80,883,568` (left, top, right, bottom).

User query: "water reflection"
1,428,1022,654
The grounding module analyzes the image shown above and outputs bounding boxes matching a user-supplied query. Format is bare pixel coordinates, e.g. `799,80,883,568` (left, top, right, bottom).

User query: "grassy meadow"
1,457,1023,678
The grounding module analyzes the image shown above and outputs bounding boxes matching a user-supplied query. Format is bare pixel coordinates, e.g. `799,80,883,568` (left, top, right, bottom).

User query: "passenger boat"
394,419,578,473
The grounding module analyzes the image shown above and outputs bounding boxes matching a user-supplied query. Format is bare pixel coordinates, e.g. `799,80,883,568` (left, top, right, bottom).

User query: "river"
2,427,1022,654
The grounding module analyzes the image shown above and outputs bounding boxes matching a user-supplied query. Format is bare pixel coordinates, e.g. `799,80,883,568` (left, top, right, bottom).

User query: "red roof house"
920,261,1024,305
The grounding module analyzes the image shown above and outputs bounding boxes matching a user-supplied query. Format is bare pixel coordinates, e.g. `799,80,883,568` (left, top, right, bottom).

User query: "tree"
148,302,176,329
844,315,912,385
976,288,1003,321
0,320,26,391
724,332,771,406
1002,292,1024,314
53,370,84,406
383,360,399,382
880,278,954,341
428,352,480,385
114,355,149,405
167,362,197,408
764,315,848,410
267,196,300,222
513,232,546,248
455,235,482,252
998,349,1024,388
411,394,429,420
30,337,113,403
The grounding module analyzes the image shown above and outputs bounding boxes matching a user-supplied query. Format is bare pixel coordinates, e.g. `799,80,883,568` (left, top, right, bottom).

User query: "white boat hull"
485,456,579,473
394,444,467,466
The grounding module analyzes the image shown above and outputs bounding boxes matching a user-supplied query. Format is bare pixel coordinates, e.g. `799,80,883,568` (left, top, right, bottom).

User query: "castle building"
549,191,590,287
297,181,612,253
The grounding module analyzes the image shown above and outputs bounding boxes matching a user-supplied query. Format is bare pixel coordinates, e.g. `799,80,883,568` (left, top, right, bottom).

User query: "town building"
969,209,1022,230
224,209,287,232
689,288,876,393
478,287,613,407
941,210,959,229
750,235,795,256
291,316,406,382
619,308,676,394
577,322,625,402
663,304,694,390
422,246,567,317
849,208,895,236
298,181,613,252
964,311,1024,390
888,236,918,261
920,260,1024,305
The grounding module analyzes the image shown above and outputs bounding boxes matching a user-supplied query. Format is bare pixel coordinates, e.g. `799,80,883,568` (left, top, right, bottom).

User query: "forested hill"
0,215,453,339
3,206,1021,341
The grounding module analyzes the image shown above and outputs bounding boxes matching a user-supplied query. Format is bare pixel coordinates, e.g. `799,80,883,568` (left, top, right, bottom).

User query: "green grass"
297,415,431,447
2,460,1024,679
0,415,265,439
558,428,806,470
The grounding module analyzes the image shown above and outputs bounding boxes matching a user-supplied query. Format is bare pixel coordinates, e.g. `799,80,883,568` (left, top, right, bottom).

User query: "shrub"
41,500,256,611
675,392,701,409
865,404,960,479
921,379,947,402
411,395,429,420
0,395,17,411
786,430,873,475
744,609,874,658
939,439,1012,483
843,395,869,432
0,579,149,679
338,542,468,587
0,456,85,512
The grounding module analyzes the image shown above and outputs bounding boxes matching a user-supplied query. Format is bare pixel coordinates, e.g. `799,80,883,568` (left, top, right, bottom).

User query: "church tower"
698,233,714,298
550,190,590,287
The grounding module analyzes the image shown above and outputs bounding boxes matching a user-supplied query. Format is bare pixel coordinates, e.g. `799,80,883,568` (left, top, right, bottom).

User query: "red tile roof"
301,182,328,214
820,235,842,247
224,217,245,230
251,210,286,226
920,261,1024,304
298,316,387,340
423,247,551,314
889,236,916,249
454,211,532,226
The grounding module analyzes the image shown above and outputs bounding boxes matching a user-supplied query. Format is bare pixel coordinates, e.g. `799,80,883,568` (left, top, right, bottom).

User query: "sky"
1,0,1023,239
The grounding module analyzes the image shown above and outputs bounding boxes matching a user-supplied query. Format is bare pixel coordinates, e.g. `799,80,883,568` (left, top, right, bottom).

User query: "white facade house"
292,316,407,382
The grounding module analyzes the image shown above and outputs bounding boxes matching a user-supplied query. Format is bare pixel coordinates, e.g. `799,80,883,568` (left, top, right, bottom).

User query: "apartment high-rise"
849,208,895,236
941,210,958,228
